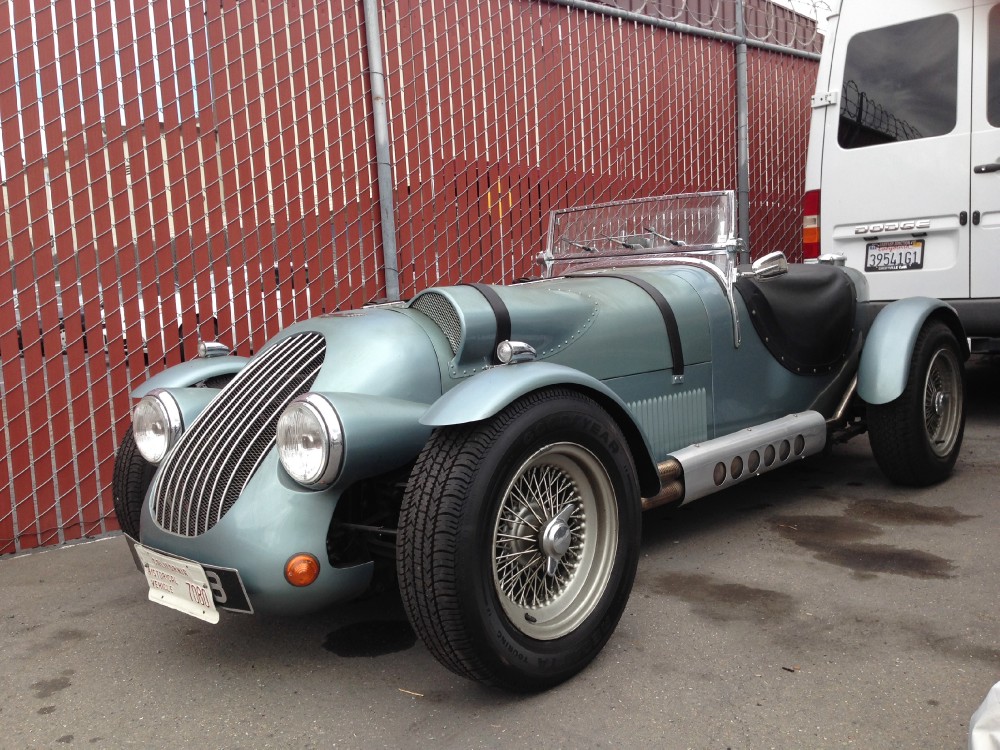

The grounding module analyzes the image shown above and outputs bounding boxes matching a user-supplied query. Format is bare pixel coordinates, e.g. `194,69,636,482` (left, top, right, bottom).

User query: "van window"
990,5,1000,128
839,15,959,149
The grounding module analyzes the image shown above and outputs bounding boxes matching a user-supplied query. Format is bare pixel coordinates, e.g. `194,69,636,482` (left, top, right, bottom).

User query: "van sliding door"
970,1,1000,299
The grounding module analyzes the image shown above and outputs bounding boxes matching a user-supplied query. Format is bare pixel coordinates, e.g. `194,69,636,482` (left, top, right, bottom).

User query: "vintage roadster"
114,191,966,691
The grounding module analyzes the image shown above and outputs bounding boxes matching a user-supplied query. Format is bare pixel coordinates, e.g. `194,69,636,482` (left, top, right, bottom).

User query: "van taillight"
802,190,820,259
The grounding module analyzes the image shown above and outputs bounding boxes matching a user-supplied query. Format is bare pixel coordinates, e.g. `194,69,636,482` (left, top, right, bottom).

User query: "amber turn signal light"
284,553,321,587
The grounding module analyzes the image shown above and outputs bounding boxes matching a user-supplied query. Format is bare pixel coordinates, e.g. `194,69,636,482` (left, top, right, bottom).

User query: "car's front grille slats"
151,331,326,536
175,333,321,535
164,334,313,535
210,350,326,525
192,335,317,515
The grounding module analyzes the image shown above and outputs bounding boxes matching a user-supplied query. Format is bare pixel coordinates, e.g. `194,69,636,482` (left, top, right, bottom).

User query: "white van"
803,0,1000,348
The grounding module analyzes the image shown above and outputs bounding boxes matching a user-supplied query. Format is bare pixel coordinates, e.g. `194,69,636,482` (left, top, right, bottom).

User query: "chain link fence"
0,0,827,555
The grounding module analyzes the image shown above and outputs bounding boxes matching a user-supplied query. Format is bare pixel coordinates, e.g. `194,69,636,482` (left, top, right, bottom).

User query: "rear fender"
421,362,660,496
131,356,250,399
858,298,967,405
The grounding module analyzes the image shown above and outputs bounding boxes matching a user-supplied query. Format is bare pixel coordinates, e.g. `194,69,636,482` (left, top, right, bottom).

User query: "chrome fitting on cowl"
496,340,537,365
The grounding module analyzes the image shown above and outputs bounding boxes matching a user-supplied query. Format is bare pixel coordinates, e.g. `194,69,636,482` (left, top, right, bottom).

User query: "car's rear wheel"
397,388,641,691
867,320,965,486
112,426,155,538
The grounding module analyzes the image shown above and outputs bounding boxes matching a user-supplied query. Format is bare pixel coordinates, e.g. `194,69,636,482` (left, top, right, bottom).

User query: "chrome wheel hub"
924,348,961,456
932,391,948,416
540,506,576,576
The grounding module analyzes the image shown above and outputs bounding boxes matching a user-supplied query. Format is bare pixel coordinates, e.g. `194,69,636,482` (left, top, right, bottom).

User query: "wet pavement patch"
904,622,1000,666
772,514,881,544
31,629,91,655
771,515,956,579
323,620,416,657
811,542,955,579
846,498,977,527
30,670,74,700
649,572,797,623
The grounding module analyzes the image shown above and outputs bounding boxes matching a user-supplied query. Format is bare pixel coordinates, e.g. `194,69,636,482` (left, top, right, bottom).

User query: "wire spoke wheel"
397,388,641,690
492,443,618,640
923,348,962,458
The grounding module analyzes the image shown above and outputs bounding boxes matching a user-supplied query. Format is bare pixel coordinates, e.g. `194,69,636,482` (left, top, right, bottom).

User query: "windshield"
538,191,738,278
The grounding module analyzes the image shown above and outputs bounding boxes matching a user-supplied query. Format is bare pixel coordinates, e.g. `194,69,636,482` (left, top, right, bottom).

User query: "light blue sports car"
114,191,966,691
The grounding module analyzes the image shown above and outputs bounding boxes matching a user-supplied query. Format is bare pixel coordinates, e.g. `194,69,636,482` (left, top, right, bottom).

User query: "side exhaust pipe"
641,458,684,511
640,411,827,511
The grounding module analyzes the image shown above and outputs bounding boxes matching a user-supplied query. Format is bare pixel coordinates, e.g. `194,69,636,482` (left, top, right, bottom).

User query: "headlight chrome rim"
133,389,184,464
276,393,344,489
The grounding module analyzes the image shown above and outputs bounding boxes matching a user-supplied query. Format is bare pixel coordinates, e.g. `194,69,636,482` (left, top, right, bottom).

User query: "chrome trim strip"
656,257,742,348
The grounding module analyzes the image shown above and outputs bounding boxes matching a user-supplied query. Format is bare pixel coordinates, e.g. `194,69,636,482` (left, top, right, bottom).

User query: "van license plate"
865,240,924,272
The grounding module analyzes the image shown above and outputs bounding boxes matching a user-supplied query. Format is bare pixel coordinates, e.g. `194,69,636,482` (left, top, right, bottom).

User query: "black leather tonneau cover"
734,264,856,374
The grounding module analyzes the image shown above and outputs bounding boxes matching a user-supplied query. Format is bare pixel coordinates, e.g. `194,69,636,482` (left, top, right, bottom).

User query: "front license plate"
865,240,924,272
133,543,220,624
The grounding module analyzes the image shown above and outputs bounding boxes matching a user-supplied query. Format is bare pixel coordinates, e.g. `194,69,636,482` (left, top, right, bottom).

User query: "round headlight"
133,390,183,464
276,394,344,488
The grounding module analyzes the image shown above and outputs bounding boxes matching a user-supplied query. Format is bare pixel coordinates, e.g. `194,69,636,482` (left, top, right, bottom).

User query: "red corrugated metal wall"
0,0,819,555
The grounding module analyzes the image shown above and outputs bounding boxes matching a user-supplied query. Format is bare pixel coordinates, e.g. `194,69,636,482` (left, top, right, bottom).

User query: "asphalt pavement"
3,357,999,749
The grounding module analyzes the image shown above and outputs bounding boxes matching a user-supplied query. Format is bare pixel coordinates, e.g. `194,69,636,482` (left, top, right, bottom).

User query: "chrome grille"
411,293,462,354
151,332,326,536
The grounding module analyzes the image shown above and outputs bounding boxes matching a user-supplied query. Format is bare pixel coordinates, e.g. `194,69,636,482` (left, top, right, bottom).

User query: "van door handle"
974,163,1000,174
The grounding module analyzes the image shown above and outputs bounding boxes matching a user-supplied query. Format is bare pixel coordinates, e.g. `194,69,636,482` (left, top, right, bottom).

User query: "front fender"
131,356,250,398
421,362,660,496
857,297,967,405
319,393,433,485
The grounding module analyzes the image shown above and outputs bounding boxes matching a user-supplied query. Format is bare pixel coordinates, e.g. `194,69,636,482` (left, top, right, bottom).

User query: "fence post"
362,0,401,301
735,0,751,263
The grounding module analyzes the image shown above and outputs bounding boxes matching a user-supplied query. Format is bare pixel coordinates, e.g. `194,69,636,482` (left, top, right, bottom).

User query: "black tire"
867,320,965,486
112,426,155,538
397,388,641,691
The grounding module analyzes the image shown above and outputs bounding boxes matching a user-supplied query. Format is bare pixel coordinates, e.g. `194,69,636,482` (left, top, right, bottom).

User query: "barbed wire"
840,79,924,144
587,0,833,49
